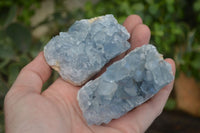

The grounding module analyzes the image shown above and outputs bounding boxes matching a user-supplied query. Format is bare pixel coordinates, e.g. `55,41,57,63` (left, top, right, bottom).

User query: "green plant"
0,1,45,111
165,97,176,110
83,0,200,81
0,0,40,25
84,0,187,56
0,2,200,130
0,0,82,111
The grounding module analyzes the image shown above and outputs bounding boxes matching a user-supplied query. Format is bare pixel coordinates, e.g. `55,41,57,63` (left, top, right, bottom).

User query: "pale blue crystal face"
44,14,130,85
77,44,174,125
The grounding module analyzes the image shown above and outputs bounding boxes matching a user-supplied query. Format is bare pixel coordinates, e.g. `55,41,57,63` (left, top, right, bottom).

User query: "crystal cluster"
77,44,174,125
44,14,130,85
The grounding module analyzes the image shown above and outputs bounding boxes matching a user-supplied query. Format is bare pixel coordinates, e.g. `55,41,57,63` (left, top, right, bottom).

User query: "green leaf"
153,23,164,36
194,0,200,11
145,0,154,4
0,75,8,98
191,55,200,69
132,3,144,11
187,31,195,52
166,0,174,5
29,41,42,58
165,98,176,110
0,58,10,69
167,4,174,13
4,5,17,27
18,54,31,67
6,23,31,53
0,30,6,41
0,43,15,59
148,4,159,15
0,111,5,133
119,2,131,15
118,16,127,24
8,63,20,86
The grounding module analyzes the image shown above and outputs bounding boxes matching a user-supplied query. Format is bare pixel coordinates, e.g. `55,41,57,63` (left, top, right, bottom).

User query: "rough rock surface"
77,44,174,125
44,14,130,85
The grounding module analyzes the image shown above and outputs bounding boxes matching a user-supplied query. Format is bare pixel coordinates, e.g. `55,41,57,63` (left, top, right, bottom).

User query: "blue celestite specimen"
77,44,174,125
44,14,130,86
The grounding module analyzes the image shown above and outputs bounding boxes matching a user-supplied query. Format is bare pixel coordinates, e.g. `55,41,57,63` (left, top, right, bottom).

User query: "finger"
108,59,175,133
93,15,143,78
110,15,143,62
42,78,80,106
123,15,143,35
11,52,52,94
114,15,143,60
146,59,176,113
128,24,151,52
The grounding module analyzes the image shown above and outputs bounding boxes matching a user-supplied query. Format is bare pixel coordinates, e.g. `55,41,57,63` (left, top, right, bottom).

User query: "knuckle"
137,24,151,35
132,24,151,43
127,15,143,24
155,107,163,117
4,89,15,107
152,103,164,117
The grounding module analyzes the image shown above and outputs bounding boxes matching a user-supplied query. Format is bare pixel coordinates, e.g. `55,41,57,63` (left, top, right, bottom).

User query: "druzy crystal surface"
78,44,174,125
44,14,130,85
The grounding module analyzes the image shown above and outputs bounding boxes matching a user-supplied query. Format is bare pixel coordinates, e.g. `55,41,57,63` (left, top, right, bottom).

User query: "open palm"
4,15,175,133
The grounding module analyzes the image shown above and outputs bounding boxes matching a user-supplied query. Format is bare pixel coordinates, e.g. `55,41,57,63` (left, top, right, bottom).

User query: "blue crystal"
77,44,174,125
44,14,130,85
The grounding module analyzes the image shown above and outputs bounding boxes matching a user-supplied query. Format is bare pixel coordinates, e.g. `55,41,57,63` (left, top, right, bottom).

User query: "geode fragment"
44,14,130,85
77,44,174,125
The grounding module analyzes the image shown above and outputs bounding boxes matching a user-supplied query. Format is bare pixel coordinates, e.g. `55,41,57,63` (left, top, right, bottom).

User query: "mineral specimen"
77,44,174,125
44,14,130,86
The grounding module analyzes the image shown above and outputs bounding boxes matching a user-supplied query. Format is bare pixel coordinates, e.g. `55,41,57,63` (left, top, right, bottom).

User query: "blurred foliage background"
0,0,200,132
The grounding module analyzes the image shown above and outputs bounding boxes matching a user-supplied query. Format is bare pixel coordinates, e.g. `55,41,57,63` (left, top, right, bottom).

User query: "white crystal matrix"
44,14,130,85
77,44,174,125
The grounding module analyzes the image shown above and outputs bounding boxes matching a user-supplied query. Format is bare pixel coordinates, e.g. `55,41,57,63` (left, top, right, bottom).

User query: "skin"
4,15,176,133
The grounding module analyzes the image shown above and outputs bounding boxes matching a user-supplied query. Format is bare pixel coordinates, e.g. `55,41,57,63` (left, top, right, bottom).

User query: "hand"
4,15,175,133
